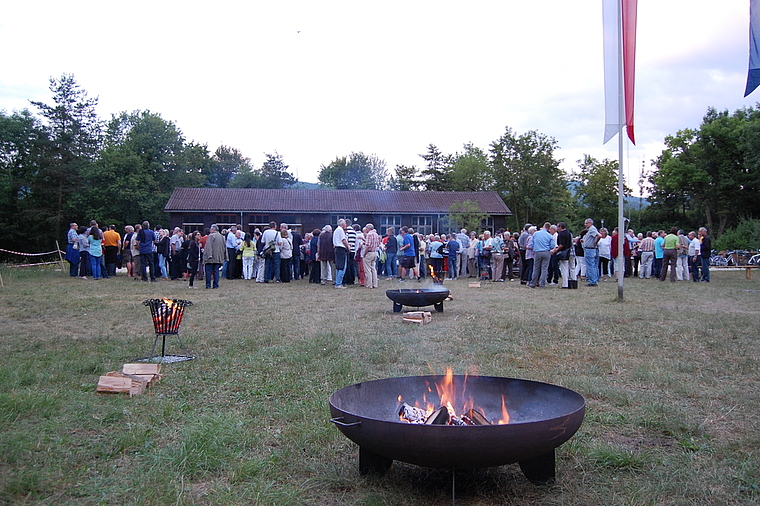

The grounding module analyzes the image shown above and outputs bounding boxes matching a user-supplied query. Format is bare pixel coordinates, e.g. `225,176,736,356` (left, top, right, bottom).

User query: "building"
164,188,511,236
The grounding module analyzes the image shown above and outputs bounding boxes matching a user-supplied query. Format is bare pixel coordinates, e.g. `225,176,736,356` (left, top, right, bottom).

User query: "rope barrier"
0,248,64,257
6,261,61,268
0,247,66,270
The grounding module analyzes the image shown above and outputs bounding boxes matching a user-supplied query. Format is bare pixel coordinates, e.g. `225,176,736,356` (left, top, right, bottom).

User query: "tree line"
2,74,759,255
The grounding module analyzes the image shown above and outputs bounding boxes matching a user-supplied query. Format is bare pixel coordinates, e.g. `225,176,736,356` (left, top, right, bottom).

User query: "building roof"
165,188,511,215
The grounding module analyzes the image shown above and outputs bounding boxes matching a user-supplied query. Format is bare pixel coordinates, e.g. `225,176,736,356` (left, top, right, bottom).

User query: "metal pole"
617,0,626,301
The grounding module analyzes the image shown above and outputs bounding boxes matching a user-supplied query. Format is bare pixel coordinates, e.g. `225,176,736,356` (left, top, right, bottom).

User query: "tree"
419,144,454,191
29,74,102,240
572,154,630,226
210,145,250,188
389,164,423,191
490,126,571,230
318,152,388,189
255,152,296,189
0,110,48,249
650,106,760,236
447,200,488,233
449,142,492,191
78,110,199,227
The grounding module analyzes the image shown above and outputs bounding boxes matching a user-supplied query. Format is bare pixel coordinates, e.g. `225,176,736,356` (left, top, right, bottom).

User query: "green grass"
0,266,759,504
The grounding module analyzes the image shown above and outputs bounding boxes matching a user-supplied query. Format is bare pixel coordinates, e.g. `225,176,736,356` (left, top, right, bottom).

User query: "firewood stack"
96,364,163,397
402,311,432,324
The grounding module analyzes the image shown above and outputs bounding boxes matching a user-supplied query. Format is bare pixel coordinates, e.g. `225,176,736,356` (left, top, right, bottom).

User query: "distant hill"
288,181,321,189
567,181,650,209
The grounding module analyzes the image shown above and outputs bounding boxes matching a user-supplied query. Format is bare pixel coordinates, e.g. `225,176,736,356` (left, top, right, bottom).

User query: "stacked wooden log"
96,364,163,397
402,311,432,324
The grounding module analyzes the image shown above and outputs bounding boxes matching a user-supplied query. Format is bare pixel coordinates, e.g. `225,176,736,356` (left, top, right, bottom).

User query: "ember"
397,368,509,426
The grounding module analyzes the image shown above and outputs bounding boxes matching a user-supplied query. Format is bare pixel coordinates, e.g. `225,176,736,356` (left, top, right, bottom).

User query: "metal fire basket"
138,298,195,363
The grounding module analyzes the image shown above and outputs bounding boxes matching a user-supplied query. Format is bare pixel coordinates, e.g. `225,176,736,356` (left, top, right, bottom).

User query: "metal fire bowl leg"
359,446,393,475
393,302,403,313
519,449,555,485
434,301,444,312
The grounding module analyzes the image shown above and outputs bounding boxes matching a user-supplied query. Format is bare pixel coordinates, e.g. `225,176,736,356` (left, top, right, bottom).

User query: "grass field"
0,266,758,505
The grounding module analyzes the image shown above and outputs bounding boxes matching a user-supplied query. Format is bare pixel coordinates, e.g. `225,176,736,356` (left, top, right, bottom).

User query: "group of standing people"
65,221,124,280
513,219,714,288
66,217,716,291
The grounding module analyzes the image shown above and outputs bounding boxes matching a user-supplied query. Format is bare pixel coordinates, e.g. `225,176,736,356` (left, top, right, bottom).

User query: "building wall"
167,211,508,236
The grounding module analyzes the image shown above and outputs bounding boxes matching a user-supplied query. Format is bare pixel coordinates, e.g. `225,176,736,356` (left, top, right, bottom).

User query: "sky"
1,1,757,195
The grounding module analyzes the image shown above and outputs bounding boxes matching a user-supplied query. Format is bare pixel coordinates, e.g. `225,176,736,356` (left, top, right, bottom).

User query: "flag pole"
616,0,626,301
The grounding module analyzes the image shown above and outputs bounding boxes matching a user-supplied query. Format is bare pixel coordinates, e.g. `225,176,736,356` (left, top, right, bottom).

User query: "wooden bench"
710,265,758,279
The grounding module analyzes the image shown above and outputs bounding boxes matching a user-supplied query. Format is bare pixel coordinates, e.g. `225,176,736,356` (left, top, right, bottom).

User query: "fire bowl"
329,375,585,483
386,288,450,313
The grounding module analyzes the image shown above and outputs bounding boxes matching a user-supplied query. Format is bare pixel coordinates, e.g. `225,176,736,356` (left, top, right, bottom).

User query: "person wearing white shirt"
687,231,702,282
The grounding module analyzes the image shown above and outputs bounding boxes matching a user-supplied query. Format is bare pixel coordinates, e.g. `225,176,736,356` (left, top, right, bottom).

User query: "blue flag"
745,0,760,97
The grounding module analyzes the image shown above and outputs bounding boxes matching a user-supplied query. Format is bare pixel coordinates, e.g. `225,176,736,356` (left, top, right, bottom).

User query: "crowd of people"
64,218,714,289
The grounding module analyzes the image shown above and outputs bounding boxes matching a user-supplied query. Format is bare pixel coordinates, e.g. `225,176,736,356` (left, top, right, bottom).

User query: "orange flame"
397,368,511,425
497,394,510,424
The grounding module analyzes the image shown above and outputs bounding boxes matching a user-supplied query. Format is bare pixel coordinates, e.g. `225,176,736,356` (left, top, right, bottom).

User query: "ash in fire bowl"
386,287,450,312
329,374,585,481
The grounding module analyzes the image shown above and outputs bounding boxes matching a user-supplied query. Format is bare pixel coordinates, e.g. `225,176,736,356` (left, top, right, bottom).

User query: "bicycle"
710,251,729,267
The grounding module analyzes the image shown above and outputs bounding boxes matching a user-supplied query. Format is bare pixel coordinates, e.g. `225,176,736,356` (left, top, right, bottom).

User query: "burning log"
398,403,428,424
465,408,492,426
424,406,450,425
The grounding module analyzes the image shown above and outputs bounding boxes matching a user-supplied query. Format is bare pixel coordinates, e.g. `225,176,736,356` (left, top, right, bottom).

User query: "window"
182,215,204,235
410,216,433,236
277,215,302,235
331,214,352,226
480,217,494,230
215,214,238,231
379,215,401,236
247,214,270,234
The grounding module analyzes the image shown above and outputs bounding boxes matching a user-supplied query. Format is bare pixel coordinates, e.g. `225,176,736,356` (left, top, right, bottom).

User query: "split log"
425,406,450,425
122,363,162,386
465,408,492,425
103,371,147,396
469,282,481,288
402,311,432,324
96,376,134,396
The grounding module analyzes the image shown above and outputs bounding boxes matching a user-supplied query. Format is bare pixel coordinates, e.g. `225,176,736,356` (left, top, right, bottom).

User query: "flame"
397,368,511,425
497,394,510,425
428,264,436,279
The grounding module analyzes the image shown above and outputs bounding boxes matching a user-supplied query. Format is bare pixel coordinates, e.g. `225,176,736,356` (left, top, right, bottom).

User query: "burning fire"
397,368,510,426
151,298,183,334
428,265,437,281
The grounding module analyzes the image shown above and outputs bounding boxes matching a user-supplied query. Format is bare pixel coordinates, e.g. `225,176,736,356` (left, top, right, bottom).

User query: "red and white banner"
603,0,637,145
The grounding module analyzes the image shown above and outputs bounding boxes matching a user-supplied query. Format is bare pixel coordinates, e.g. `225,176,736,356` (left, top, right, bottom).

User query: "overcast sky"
1,1,757,194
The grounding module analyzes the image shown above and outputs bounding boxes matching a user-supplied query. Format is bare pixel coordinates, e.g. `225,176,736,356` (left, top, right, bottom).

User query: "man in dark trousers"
699,227,712,282
291,228,303,280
